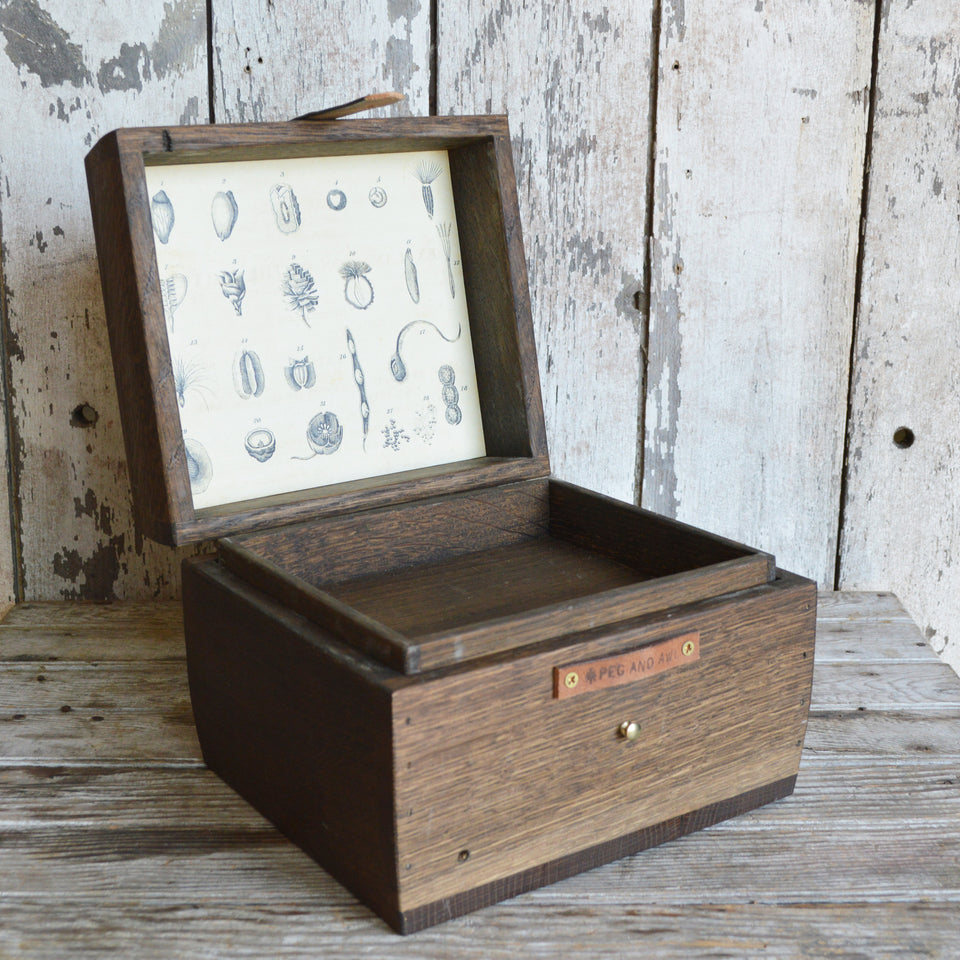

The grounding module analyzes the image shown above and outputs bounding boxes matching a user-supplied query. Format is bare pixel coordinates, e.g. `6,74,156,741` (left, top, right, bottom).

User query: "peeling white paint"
840,3,960,679
643,0,873,587
0,0,209,599
438,0,650,504
211,0,429,122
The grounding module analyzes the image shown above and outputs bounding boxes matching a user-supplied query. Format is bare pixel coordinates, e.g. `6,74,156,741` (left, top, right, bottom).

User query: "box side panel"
550,479,775,580
450,136,547,463
392,574,816,915
181,557,401,926
228,477,551,583
398,776,796,934
85,133,180,544
407,552,776,672
134,115,514,164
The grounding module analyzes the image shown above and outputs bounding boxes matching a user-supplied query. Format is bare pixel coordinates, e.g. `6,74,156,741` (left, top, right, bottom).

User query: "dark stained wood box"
85,114,815,934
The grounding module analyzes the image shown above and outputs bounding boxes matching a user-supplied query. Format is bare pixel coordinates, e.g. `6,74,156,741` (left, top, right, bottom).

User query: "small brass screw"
619,720,642,742
564,671,579,689
682,640,696,657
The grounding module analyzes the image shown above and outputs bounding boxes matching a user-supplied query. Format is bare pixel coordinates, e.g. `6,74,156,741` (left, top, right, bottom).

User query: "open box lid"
85,114,549,546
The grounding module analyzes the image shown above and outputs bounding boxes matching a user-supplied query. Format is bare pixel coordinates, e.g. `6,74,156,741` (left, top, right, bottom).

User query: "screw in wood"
618,721,642,742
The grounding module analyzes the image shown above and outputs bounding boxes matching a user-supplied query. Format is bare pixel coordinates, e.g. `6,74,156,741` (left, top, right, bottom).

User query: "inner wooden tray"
330,537,644,638
218,478,774,674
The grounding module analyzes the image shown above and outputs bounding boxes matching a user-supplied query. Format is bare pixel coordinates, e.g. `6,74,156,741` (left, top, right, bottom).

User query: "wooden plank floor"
0,593,957,958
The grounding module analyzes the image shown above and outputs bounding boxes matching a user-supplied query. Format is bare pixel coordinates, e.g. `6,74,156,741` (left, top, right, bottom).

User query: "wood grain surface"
0,593,957,956
838,2,960,678
389,576,813,918
182,558,402,926
230,479,552,583
220,478,772,673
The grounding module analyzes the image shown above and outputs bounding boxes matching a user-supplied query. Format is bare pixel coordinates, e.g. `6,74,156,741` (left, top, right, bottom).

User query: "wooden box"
85,114,815,934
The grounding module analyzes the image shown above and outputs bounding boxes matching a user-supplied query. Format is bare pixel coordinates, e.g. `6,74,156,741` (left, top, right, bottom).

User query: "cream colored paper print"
145,149,485,510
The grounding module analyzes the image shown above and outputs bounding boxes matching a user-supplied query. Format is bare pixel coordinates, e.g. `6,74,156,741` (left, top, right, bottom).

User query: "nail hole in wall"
893,426,915,449
70,404,99,428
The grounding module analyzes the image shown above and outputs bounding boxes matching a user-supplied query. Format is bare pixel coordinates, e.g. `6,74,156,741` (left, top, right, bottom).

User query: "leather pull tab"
294,92,405,122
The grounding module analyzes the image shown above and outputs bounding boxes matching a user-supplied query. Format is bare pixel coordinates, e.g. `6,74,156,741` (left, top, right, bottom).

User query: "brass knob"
618,720,641,742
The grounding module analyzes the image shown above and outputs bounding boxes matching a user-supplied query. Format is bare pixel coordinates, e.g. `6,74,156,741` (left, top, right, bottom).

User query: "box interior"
330,538,642,639
220,478,773,672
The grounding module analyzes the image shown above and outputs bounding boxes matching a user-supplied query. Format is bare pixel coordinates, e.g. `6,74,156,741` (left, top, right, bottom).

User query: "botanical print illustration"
144,149,484,510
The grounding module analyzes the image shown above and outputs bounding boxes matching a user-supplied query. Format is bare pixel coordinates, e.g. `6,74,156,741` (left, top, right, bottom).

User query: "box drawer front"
392,574,815,914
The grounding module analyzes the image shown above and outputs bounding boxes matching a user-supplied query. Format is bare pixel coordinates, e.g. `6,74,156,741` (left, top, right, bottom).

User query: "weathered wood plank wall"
0,0,957,676
210,1,430,122
439,1,652,504
644,0,874,587
839,2,960,676
0,0,207,602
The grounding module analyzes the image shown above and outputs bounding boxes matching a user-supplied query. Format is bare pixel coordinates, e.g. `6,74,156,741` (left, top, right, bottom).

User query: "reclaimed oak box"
85,113,815,934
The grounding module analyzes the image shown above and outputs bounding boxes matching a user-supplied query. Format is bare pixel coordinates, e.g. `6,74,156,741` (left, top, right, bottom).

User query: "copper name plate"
553,631,700,700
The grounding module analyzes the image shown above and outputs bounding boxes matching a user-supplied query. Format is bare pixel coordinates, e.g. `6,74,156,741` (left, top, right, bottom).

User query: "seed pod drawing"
414,160,443,219
389,320,462,382
340,260,374,310
437,222,457,298
293,412,343,459
244,428,276,463
382,418,410,452
160,273,187,329
282,262,319,326
390,353,406,382
173,355,212,409
346,328,370,447
217,268,246,315
326,188,347,211
439,365,462,427
403,247,420,304
151,190,174,244
283,356,317,391
269,183,301,233
211,190,239,240
233,350,265,399
183,437,213,494
368,185,387,208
